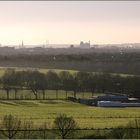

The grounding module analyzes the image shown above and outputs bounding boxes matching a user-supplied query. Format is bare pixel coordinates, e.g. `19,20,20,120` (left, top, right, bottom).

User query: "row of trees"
0,114,77,139
1,52,140,74
0,114,140,139
1,69,140,99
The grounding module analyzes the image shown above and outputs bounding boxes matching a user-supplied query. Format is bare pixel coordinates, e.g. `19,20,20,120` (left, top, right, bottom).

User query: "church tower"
22,40,24,48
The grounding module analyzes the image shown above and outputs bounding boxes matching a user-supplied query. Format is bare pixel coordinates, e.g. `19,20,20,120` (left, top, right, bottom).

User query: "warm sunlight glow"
0,1,140,45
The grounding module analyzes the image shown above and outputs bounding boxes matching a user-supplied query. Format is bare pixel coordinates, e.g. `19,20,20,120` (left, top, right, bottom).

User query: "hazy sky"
0,1,140,45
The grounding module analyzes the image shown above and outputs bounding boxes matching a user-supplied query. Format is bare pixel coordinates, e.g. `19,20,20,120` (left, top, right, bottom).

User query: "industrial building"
79,95,140,107
79,41,90,48
79,95,128,105
97,101,140,107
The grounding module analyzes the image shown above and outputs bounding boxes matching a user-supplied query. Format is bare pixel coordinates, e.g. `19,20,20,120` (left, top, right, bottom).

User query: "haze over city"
0,1,140,45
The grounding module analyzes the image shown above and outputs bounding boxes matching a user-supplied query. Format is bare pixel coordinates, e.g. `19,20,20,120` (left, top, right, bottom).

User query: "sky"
0,1,140,45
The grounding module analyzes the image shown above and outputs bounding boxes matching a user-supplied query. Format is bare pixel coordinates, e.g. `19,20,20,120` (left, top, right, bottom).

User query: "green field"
0,67,77,77
0,67,139,131
0,66,135,77
0,100,139,129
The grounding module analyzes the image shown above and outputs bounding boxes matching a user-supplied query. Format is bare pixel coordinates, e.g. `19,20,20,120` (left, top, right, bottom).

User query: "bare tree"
0,114,21,139
46,70,60,99
54,114,77,139
59,71,73,98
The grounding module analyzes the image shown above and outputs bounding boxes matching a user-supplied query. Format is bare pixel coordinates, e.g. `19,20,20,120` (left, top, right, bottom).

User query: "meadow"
0,67,77,77
0,67,139,131
0,100,140,129
0,66,135,77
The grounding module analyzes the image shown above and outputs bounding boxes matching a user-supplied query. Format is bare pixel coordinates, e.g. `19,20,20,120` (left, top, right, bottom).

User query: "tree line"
0,114,77,139
1,52,140,74
0,114,140,139
0,69,140,99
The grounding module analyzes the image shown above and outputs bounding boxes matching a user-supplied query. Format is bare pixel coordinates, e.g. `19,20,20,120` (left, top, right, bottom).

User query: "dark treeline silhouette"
0,52,140,74
0,69,140,99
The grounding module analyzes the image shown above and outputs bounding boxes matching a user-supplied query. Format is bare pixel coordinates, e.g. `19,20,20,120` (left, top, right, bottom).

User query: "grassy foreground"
0,100,140,129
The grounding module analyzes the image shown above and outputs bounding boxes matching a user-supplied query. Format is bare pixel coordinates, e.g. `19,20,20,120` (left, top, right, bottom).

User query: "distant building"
97,101,140,107
79,95,128,106
97,95,128,100
79,41,90,48
22,40,24,48
97,101,122,107
70,44,74,48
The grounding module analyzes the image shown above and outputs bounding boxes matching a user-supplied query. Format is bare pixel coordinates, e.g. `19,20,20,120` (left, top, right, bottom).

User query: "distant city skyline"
0,1,140,45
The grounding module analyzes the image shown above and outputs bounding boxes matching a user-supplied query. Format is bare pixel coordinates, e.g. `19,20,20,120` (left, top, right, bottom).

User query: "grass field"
0,66,135,77
0,67,77,77
0,67,139,130
0,100,139,129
